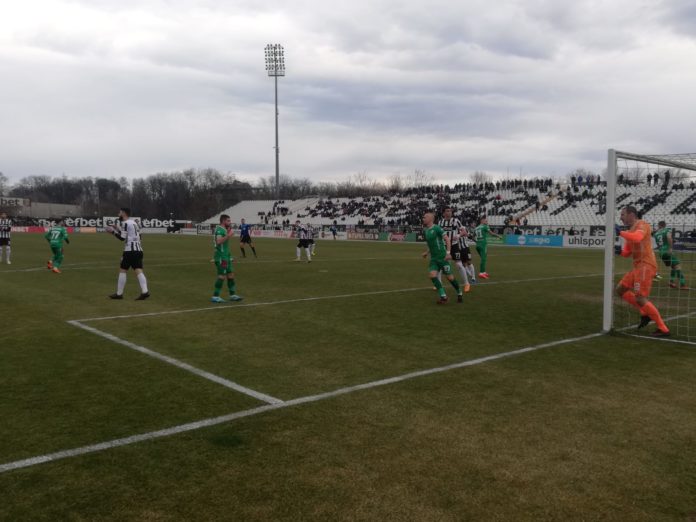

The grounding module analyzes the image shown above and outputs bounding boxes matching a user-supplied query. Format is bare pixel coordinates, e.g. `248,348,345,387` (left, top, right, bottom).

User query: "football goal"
603,150,695,344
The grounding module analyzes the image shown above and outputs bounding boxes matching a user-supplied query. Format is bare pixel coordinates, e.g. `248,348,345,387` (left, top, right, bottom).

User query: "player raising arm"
422,212,463,304
45,218,69,273
107,208,150,300
474,217,501,279
616,206,669,337
211,214,243,303
654,221,688,290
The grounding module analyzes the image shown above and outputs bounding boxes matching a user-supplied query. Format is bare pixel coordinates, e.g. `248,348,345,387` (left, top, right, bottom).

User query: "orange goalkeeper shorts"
620,264,656,297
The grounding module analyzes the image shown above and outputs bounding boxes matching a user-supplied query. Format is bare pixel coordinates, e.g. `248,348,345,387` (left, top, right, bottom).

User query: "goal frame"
603,149,696,332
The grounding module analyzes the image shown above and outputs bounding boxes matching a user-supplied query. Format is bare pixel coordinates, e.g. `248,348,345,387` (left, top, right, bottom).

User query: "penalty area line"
0,330,603,474
67,320,284,406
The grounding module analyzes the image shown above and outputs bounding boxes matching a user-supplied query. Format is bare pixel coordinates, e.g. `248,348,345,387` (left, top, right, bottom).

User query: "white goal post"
603,149,696,340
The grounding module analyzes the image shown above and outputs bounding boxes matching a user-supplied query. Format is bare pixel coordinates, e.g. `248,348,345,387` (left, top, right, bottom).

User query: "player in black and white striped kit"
0,212,11,264
294,220,312,262
108,207,150,300
437,207,472,292
307,223,317,256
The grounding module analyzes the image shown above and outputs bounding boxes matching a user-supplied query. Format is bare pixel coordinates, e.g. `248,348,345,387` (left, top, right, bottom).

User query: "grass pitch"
1,234,695,521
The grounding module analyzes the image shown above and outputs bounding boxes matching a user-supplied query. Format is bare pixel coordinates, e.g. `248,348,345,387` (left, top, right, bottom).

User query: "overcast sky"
1,0,695,185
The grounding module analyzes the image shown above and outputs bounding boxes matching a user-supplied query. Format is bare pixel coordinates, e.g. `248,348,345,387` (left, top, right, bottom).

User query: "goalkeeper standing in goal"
616,206,670,337
654,221,688,290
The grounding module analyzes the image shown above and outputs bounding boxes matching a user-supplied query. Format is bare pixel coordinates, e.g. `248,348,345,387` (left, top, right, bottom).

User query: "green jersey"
474,224,490,244
425,225,448,260
653,227,671,254
45,226,69,247
213,225,232,260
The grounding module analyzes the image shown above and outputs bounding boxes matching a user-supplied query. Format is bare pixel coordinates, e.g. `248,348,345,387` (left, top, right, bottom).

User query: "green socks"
214,278,223,296
431,277,446,297
227,278,236,295
450,278,461,295
671,269,686,285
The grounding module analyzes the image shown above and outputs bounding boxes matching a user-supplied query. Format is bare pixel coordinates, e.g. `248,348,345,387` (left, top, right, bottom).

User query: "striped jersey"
0,218,11,239
438,218,463,246
296,225,308,240
116,219,143,252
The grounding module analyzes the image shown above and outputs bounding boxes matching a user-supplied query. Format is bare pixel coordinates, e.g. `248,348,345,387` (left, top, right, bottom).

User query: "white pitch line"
67,320,283,406
623,333,696,347
73,273,603,323
0,331,603,474
617,310,696,347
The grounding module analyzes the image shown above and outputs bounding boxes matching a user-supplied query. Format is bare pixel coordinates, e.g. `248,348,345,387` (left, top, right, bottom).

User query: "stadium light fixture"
264,44,285,200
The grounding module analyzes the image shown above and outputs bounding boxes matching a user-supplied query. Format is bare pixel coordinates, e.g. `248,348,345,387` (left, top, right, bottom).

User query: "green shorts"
215,257,234,276
429,258,452,275
660,252,680,267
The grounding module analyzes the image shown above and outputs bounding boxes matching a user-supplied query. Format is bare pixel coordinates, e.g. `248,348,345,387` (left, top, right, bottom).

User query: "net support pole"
602,149,618,332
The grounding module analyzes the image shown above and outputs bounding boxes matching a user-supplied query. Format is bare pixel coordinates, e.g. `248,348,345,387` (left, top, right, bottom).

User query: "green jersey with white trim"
45,226,69,247
474,224,490,244
653,227,671,255
425,225,448,260
213,225,232,260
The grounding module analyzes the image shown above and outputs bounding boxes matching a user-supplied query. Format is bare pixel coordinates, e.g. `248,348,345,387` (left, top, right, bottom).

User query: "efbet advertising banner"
505,234,564,247
35,217,176,229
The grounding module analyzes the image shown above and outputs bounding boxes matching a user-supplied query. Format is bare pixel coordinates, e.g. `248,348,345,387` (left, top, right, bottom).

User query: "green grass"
1,234,695,521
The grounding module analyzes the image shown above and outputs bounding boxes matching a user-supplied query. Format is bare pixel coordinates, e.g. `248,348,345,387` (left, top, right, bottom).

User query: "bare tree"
469,171,491,184
408,169,433,188
0,172,8,196
387,173,404,193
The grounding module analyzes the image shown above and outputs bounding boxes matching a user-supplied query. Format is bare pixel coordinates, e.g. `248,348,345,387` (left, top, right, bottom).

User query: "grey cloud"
1,0,695,184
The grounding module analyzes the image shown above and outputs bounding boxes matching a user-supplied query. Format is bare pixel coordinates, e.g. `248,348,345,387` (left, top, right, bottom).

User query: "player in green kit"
654,221,688,290
474,216,501,279
45,218,69,274
421,212,463,304
211,214,243,303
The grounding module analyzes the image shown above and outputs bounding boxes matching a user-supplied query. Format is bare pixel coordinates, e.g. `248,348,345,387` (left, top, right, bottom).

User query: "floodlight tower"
264,44,285,200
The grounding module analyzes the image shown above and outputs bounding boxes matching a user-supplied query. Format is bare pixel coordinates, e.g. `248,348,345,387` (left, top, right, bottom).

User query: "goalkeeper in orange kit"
615,205,669,337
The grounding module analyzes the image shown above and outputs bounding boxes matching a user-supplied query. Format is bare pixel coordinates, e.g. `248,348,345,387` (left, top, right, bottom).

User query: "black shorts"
309,238,315,244
451,244,471,263
240,235,252,244
0,238,10,246
297,239,310,248
460,245,472,262
120,251,144,270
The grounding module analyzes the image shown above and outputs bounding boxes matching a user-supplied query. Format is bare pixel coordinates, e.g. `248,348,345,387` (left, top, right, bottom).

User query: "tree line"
0,168,441,219
0,167,603,220
0,169,255,220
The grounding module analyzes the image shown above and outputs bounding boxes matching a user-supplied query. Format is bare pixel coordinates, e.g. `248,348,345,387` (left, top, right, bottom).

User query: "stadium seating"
206,178,696,229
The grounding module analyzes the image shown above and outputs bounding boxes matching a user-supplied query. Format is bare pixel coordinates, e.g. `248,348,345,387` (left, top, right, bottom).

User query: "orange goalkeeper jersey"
623,220,657,269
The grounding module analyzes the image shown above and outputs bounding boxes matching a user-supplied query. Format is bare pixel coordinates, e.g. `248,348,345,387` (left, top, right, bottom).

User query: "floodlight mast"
264,44,285,201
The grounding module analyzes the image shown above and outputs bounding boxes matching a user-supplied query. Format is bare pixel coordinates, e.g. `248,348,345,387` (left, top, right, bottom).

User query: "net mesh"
612,152,696,344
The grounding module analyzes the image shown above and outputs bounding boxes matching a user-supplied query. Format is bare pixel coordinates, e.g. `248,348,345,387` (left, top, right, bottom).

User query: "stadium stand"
206,175,696,229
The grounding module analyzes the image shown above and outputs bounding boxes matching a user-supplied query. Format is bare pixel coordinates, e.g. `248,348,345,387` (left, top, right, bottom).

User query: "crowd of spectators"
223,172,695,229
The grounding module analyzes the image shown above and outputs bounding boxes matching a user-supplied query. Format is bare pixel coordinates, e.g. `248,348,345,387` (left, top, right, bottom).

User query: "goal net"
604,150,696,344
